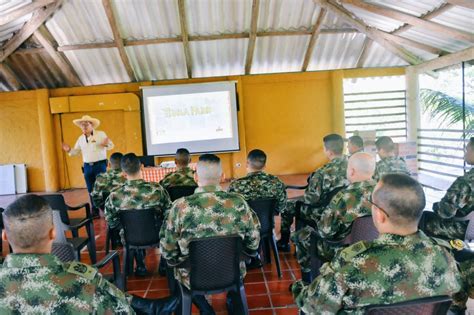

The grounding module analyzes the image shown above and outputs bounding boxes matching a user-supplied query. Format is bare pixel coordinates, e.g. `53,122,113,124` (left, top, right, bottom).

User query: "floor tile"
248,295,272,310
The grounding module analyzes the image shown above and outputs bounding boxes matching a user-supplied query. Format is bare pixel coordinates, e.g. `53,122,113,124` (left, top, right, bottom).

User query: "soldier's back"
160,167,196,189
0,254,133,314
374,156,410,181
229,171,286,202
108,179,170,210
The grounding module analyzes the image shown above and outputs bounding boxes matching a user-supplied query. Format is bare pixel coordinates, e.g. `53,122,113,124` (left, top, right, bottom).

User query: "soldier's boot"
131,294,179,315
192,295,216,315
158,255,167,276
134,249,148,276
301,271,313,285
277,232,291,252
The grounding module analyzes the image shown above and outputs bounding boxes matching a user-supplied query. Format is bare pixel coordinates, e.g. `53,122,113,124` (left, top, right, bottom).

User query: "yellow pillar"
331,70,345,136
37,89,59,192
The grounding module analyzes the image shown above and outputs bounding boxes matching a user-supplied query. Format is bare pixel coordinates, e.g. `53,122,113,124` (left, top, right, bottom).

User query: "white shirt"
69,130,114,163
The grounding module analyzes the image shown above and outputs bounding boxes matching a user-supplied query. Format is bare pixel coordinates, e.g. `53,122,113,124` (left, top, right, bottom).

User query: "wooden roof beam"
102,0,136,82
356,37,373,68
0,1,62,62
32,26,82,86
342,0,473,42
314,0,425,65
0,63,24,90
178,0,192,78
445,0,474,10
392,3,453,35
302,9,327,71
245,0,260,75
0,0,56,26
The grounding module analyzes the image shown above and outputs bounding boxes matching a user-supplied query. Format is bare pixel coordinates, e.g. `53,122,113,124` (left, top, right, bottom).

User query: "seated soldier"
278,134,348,252
423,136,473,313
291,174,461,314
0,194,177,314
229,149,287,268
160,154,261,314
105,153,171,276
347,135,364,156
373,136,410,181
229,149,287,213
159,148,197,190
292,152,376,283
91,152,126,211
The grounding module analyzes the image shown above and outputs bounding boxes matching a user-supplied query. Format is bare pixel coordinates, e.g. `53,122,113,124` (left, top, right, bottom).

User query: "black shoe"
135,266,148,277
131,294,179,315
277,240,291,252
92,208,100,219
246,255,263,270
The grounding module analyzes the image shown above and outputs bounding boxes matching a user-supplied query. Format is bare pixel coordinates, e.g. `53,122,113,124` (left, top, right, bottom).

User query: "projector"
160,161,176,168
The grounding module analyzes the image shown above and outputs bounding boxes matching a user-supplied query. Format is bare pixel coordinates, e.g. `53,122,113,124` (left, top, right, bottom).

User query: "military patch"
340,241,369,262
331,191,344,206
450,239,465,251
67,262,97,280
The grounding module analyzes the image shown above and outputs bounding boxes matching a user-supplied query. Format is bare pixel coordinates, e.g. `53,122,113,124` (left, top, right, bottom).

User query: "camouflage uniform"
373,156,410,182
159,166,197,189
0,253,134,314
292,180,376,272
160,185,261,289
292,231,461,314
281,156,348,235
90,168,126,210
104,179,172,230
228,171,287,213
424,168,474,240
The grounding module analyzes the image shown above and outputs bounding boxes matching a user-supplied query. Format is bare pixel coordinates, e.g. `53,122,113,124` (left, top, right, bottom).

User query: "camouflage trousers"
451,259,474,311
280,200,298,235
422,212,467,240
291,226,341,273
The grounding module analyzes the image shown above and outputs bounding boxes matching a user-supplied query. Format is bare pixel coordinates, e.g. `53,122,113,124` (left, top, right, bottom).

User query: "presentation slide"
142,82,240,156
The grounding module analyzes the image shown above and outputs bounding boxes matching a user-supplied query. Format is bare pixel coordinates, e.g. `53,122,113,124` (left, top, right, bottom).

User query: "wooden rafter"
0,63,23,90
302,8,327,71
392,3,453,36
102,0,136,81
245,0,260,75
0,1,61,62
314,0,425,65
379,31,444,55
0,0,56,26
445,0,474,10
342,0,473,42
32,26,82,86
178,0,192,78
356,37,372,68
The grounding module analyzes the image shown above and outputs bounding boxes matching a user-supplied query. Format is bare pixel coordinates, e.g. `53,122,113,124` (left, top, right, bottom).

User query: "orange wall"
0,91,45,191
0,68,405,191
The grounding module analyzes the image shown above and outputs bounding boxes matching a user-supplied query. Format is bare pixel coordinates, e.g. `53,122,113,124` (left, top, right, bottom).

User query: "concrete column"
405,66,420,142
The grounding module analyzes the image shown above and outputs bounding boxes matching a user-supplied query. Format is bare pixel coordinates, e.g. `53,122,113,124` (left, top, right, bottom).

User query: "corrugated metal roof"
1,0,472,91
63,48,129,86
258,0,318,31
308,32,366,71
45,0,113,46
113,0,181,39
125,43,188,81
190,38,247,78
251,35,309,74
0,0,32,44
186,0,251,35
7,50,67,89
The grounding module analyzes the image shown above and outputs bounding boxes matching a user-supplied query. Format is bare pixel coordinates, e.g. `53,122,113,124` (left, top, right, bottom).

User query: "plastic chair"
52,210,91,262
174,235,249,315
365,295,452,315
166,186,197,202
43,194,96,263
52,242,124,291
247,198,281,278
119,208,162,291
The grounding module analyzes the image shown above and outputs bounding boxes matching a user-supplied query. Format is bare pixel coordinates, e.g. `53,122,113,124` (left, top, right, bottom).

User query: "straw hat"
73,115,100,129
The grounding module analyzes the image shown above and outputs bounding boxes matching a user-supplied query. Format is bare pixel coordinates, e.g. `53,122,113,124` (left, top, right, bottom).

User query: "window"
343,76,407,141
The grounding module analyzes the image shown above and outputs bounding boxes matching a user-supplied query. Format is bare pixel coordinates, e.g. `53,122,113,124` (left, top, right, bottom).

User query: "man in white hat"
62,115,114,216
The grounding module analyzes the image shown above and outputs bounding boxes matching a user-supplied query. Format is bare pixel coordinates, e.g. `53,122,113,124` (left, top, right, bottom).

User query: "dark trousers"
83,160,107,209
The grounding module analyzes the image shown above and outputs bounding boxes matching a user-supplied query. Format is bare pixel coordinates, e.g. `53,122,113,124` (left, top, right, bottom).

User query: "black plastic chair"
247,198,281,278
43,194,96,264
52,242,124,291
119,208,162,291
166,186,197,202
174,235,249,315
365,295,452,314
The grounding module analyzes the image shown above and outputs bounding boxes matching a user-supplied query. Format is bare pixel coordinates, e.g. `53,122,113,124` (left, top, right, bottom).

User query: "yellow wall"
0,67,405,191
